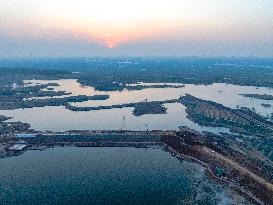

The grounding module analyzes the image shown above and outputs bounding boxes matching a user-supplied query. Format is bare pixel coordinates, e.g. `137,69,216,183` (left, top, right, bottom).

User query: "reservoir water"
0,147,251,205
0,79,272,132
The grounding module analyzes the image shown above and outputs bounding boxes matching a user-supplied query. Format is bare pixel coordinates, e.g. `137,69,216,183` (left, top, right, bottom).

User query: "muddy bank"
1,130,273,204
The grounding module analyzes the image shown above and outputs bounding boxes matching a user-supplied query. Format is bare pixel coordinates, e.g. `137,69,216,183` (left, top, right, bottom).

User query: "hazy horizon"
1,0,273,58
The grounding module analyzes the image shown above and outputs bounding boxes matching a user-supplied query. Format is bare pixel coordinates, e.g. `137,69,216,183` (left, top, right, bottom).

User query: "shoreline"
1,129,272,204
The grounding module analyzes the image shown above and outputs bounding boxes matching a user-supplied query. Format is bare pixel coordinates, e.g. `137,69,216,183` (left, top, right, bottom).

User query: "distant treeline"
1,57,273,91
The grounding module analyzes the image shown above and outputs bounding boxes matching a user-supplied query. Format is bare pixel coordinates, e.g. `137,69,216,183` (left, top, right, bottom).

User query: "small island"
65,99,179,112
132,102,167,116
240,93,273,100
261,103,272,108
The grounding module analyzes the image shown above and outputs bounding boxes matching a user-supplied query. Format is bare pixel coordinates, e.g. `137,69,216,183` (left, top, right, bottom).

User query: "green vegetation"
250,138,273,161
215,167,226,178
2,58,273,92
73,58,273,91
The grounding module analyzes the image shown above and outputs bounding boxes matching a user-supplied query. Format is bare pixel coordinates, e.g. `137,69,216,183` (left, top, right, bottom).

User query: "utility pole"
121,115,126,131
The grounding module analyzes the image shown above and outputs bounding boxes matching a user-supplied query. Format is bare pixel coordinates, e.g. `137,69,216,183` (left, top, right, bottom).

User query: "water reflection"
0,147,195,205
1,79,272,132
0,103,229,133
25,79,273,117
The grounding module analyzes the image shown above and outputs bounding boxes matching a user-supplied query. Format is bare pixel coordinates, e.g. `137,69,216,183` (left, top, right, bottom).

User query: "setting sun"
1,1,273,204
43,0,184,47
0,0,272,56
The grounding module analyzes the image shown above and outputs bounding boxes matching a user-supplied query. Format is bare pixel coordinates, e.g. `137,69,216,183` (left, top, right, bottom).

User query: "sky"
0,0,273,57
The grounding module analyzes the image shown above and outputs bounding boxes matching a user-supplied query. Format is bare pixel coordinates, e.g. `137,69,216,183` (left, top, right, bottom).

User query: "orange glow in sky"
0,0,185,47
42,0,184,48
1,0,273,56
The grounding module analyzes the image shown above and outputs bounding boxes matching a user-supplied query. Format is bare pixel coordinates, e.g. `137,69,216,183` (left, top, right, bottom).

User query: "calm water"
0,147,250,205
0,79,272,132
0,103,230,133
25,79,273,114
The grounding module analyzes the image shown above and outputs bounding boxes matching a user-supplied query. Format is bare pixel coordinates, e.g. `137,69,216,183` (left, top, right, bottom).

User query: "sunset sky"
0,0,273,57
